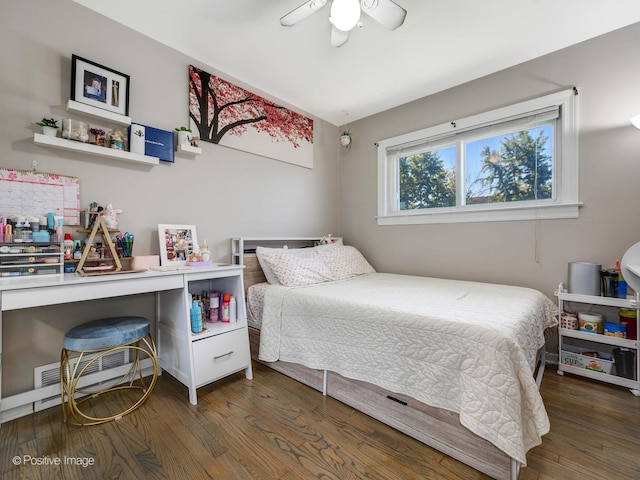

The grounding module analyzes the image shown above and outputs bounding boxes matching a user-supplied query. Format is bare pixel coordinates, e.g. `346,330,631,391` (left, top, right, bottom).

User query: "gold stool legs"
60,334,158,426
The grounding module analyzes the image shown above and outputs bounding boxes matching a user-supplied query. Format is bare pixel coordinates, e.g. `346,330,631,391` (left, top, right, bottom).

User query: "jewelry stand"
76,216,122,276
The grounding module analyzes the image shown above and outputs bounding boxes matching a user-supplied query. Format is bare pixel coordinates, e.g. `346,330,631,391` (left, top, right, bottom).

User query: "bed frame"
237,240,545,480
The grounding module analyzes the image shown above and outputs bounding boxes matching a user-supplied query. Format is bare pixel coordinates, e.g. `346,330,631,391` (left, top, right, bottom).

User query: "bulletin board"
0,168,80,225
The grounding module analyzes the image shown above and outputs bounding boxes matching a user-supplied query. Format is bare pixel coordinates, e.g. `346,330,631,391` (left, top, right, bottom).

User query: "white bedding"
258,272,557,465
247,281,269,326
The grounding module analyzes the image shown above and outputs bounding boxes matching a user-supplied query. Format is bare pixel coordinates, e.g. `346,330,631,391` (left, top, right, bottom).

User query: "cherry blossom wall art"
189,65,314,169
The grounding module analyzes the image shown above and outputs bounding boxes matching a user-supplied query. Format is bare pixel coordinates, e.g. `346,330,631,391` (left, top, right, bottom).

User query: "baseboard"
1,404,34,424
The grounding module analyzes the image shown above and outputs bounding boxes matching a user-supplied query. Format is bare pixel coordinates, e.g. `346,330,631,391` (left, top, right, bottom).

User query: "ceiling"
73,0,640,126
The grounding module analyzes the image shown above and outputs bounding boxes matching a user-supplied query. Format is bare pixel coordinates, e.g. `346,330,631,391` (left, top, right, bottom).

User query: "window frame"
376,89,579,225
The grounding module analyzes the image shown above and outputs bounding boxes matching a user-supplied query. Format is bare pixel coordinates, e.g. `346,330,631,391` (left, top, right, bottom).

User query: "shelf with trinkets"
33,100,160,166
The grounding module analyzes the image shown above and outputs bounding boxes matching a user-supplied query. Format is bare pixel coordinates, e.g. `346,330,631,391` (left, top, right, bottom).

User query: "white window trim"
376,89,580,225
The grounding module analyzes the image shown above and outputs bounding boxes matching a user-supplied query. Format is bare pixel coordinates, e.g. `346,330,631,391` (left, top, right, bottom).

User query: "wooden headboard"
231,236,333,292
242,253,267,291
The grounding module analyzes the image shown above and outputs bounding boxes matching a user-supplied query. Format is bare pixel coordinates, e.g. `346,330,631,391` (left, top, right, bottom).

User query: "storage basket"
561,345,614,374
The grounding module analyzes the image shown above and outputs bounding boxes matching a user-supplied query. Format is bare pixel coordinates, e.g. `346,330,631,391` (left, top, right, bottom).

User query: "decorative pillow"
255,246,282,284
318,245,375,281
257,248,333,287
256,242,341,284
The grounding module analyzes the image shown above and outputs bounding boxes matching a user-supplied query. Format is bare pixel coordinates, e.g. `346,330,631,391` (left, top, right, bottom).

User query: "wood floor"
1,362,639,479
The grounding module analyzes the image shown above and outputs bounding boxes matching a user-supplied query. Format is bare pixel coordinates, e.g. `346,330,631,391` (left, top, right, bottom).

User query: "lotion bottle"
190,300,203,333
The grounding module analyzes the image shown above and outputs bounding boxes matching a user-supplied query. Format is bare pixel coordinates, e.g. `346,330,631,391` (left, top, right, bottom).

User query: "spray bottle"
221,294,230,322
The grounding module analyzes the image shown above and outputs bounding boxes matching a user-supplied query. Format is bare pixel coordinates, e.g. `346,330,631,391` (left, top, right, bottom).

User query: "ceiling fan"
280,0,407,48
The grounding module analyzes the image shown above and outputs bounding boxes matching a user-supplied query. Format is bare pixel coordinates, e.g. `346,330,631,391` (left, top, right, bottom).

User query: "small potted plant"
37,118,58,137
175,126,192,146
340,130,352,148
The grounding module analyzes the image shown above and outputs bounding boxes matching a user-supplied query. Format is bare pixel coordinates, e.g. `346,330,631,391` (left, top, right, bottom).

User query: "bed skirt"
248,326,517,479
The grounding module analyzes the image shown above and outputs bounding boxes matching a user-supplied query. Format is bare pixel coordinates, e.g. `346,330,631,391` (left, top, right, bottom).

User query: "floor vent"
33,349,130,412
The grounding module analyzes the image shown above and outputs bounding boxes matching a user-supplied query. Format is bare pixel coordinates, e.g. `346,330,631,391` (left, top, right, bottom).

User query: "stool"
60,316,158,426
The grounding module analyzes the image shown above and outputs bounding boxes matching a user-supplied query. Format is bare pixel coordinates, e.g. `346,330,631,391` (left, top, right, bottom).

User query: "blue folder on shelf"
130,123,174,163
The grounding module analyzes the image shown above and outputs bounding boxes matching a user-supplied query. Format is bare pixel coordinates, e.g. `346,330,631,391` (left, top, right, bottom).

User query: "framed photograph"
71,54,130,116
158,224,198,266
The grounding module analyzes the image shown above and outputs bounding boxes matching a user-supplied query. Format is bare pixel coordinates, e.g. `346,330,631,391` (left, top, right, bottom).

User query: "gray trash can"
613,347,636,380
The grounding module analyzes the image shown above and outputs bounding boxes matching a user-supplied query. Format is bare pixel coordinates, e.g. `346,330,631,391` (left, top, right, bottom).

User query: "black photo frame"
70,54,130,117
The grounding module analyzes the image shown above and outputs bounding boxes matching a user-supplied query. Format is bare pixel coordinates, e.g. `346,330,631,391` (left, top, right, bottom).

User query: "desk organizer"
0,239,63,277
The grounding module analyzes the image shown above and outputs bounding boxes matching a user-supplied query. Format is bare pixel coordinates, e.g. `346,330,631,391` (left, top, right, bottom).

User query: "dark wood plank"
2,362,640,479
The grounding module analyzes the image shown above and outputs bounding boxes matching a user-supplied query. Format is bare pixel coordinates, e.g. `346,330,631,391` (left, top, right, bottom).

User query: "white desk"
0,265,253,423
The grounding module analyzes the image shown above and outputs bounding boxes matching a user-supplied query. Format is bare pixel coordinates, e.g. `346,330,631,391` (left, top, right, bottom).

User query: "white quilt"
259,272,557,465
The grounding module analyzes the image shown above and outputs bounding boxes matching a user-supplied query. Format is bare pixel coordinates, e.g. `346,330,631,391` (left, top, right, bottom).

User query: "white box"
561,345,614,374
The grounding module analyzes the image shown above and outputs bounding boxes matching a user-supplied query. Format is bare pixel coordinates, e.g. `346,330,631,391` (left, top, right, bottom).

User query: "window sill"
376,202,581,226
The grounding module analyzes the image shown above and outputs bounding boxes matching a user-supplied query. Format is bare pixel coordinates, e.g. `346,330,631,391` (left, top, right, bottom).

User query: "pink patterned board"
0,168,80,225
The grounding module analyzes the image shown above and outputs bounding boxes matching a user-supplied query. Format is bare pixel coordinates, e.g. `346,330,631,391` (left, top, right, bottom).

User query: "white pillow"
318,245,375,281
257,248,333,287
256,242,341,284
255,246,282,284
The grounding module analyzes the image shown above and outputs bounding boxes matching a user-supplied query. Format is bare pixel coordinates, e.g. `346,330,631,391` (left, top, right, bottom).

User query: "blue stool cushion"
63,316,150,351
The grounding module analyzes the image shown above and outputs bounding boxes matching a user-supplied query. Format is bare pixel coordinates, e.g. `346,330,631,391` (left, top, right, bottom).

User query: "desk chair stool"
60,316,158,426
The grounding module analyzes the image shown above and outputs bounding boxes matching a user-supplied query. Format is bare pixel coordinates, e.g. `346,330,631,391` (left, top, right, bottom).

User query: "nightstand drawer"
192,327,250,387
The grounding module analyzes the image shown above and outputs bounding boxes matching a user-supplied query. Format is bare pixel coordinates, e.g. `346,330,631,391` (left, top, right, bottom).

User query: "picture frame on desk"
158,224,198,266
70,54,130,116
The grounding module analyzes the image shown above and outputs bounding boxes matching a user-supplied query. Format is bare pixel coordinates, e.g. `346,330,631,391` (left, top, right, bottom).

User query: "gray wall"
0,1,340,396
3,0,640,396
340,23,640,302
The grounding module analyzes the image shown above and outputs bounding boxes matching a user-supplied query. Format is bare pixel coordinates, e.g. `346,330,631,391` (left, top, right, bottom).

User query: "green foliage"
175,126,192,132
37,118,58,127
399,151,455,210
469,130,552,204
399,129,552,210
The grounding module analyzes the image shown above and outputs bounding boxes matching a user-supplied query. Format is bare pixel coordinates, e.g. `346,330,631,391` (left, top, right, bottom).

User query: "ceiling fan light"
330,0,361,31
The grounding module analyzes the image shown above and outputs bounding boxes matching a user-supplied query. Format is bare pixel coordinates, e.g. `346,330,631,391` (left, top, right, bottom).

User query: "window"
376,89,579,225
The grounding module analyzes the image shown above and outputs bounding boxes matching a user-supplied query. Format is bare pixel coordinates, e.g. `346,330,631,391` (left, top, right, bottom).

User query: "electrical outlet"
32,160,38,171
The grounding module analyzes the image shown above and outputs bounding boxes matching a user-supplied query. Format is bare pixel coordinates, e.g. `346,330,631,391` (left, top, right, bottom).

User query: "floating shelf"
176,143,202,155
67,100,131,126
33,133,159,166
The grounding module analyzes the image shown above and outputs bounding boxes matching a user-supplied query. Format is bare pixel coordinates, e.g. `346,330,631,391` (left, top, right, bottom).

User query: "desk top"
0,264,244,311
0,263,243,293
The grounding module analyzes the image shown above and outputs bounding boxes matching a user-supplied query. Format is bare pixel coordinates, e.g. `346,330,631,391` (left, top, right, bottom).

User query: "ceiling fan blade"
280,0,328,27
330,25,349,47
360,0,407,30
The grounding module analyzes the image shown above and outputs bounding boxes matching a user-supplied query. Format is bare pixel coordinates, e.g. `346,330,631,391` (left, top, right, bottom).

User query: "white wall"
0,1,340,395
340,23,640,302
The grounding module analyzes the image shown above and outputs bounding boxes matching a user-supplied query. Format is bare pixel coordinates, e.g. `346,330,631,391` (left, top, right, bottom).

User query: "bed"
237,238,557,479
